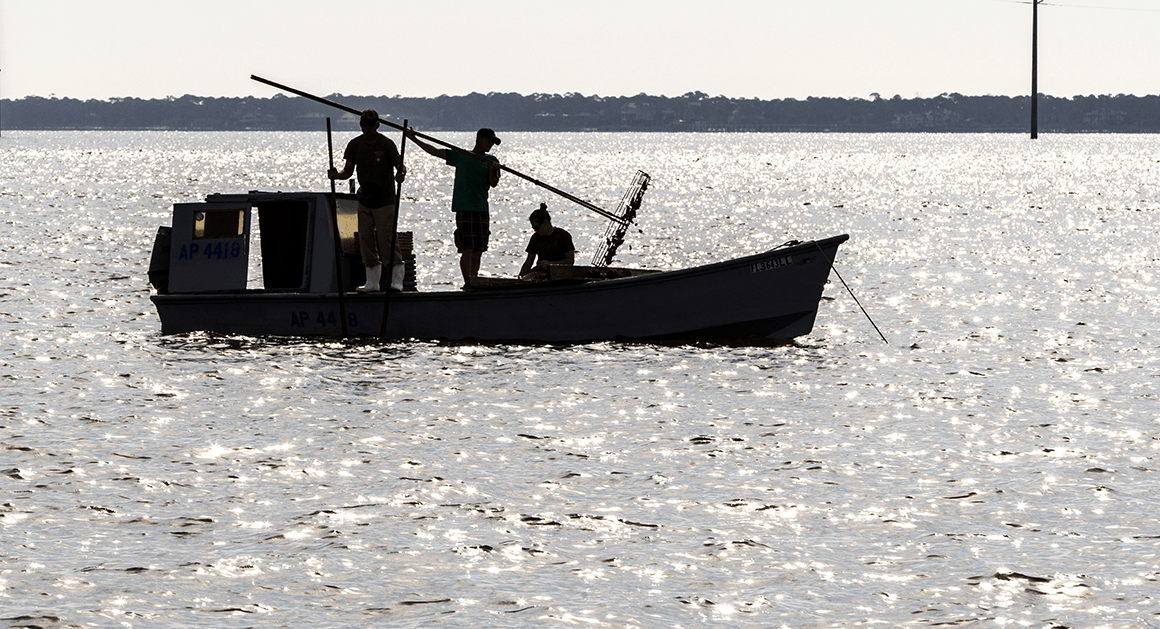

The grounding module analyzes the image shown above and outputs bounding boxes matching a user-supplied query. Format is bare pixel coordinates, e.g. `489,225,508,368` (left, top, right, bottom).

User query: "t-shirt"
343,134,400,209
445,150,498,213
526,227,576,263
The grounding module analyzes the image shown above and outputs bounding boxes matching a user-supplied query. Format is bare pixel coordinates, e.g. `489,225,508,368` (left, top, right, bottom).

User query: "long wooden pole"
326,117,349,336
1031,0,1039,139
379,119,408,339
250,75,622,222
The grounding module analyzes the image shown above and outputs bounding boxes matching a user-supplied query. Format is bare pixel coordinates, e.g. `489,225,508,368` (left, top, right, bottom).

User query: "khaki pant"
357,203,402,268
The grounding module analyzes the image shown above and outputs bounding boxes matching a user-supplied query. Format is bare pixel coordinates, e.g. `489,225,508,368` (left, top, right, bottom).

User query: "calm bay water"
1,130,1159,627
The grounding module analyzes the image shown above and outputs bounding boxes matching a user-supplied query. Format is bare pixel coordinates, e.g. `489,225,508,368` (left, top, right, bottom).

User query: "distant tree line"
3,91,1160,133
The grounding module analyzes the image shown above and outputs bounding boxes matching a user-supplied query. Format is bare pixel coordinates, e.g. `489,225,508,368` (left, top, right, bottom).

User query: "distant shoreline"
4,93,1159,133
3,128,1153,135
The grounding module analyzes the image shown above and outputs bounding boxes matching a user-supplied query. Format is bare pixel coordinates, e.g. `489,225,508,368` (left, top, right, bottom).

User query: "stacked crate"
348,230,417,291
395,231,417,291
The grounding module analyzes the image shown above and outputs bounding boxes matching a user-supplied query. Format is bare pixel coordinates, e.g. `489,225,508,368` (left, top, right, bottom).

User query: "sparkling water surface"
2,130,1159,627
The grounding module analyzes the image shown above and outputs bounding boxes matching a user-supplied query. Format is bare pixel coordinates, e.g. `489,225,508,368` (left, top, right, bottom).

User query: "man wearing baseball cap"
407,127,501,285
328,109,406,292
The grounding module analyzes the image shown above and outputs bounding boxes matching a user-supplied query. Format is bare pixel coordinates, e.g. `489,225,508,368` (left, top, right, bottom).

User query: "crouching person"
519,203,576,279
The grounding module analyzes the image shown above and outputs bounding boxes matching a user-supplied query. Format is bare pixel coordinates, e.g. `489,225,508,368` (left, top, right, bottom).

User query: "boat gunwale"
151,234,850,303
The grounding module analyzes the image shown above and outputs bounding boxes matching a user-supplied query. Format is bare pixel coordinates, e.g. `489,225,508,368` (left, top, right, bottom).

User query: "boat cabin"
149,191,409,295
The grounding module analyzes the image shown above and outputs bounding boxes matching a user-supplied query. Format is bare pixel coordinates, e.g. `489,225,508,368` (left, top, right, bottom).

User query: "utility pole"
1031,0,1041,139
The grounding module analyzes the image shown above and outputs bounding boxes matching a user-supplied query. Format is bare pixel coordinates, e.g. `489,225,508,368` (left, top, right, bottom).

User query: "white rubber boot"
390,264,405,292
358,264,382,292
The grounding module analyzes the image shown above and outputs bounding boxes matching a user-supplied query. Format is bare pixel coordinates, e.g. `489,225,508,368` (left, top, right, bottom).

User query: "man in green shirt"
407,128,501,284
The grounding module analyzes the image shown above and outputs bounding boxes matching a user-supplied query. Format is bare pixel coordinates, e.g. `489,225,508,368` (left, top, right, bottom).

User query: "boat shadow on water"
154,330,823,357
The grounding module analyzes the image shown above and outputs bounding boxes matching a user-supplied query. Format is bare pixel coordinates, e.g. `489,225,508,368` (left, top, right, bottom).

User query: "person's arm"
489,161,500,188
394,148,406,183
557,250,575,266
406,129,446,159
519,252,537,278
329,159,355,180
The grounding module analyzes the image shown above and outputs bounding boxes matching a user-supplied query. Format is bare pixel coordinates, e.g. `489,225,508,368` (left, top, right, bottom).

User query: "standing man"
406,127,501,284
329,109,406,292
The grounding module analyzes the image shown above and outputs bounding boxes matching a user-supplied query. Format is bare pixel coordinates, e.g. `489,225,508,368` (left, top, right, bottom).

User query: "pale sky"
2,0,1158,101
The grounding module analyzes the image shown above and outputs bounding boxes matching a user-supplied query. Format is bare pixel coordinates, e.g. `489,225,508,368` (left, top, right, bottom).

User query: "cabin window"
193,209,245,239
335,197,360,255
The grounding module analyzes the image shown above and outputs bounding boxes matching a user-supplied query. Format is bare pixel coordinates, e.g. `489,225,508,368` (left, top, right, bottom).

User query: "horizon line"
4,91,1160,102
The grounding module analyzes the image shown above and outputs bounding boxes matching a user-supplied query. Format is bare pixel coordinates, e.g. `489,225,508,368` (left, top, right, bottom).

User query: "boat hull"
151,235,848,343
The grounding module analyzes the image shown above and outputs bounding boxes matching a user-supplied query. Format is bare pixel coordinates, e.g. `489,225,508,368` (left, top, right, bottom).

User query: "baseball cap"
477,128,501,145
360,109,380,127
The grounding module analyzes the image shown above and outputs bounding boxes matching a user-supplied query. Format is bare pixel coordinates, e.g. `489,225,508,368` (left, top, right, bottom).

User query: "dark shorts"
454,211,489,252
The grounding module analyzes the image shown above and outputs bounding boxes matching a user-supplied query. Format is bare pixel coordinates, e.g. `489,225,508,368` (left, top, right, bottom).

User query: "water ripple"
1,131,1159,626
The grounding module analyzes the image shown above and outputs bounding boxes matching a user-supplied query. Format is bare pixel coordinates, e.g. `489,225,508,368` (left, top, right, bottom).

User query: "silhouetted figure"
328,109,406,292
519,203,576,279
406,128,501,284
